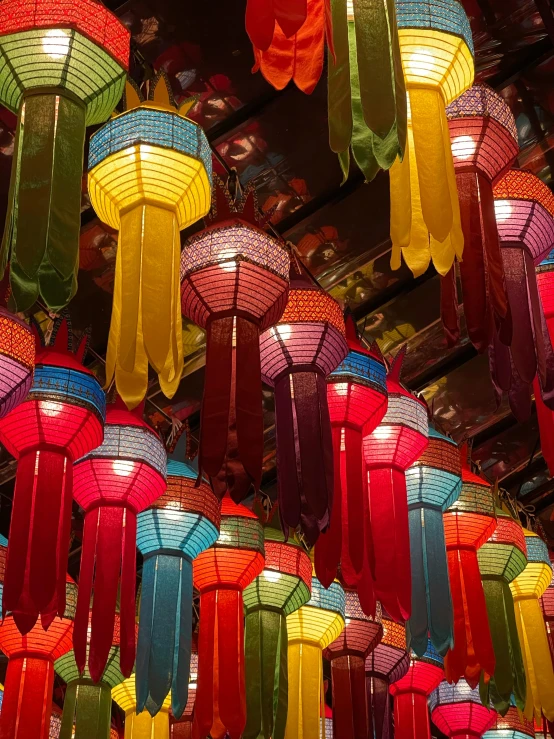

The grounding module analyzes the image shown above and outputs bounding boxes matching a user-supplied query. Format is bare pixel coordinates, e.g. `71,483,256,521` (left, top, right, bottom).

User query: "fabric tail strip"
285,641,323,739
123,708,170,739
314,426,343,589
394,690,433,739
330,655,367,739
0,656,55,739
60,680,112,739
367,675,393,739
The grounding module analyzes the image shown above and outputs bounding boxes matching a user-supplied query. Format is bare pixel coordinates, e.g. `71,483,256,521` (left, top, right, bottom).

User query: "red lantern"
72,399,167,682
430,679,497,739
362,349,429,622
485,706,535,739
535,251,554,475
0,316,105,633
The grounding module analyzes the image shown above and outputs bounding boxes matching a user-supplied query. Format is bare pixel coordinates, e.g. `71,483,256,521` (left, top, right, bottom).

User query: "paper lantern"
180,176,289,501
259,264,348,544
170,648,198,738
0,316,105,633
535,251,554,475
193,498,264,739
444,454,497,685
320,717,334,738
327,0,407,181
365,618,410,739
389,0,474,278
112,673,170,739
390,641,444,739
405,427,461,655
136,453,220,718
243,527,311,739
484,705,535,739
0,308,34,418
0,575,76,739
284,577,345,739
72,401,167,683
0,0,129,311
430,679,497,739
478,509,527,714
315,315,388,592
323,590,382,739
489,169,554,421
510,530,554,722
88,74,212,409
362,349,429,622
539,551,554,663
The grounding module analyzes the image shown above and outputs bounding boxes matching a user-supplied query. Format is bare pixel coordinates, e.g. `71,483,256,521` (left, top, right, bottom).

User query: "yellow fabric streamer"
112,674,171,739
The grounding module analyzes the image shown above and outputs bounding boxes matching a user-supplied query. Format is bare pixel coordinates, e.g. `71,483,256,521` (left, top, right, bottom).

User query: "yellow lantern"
510,530,554,722
390,0,474,278
112,673,171,739
88,73,212,408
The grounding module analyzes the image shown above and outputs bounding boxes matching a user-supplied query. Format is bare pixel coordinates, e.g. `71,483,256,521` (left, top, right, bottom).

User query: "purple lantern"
0,308,34,418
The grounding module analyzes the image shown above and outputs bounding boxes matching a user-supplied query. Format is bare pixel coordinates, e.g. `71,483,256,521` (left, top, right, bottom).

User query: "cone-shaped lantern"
112,673,170,739
539,550,554,663
0,308,34,418
259,262,348,545
170,648,198,738
535,251,554,475
484,704,535,739
88,74,212,409
180,176,290,501
0,316,105,632
430,679,497,739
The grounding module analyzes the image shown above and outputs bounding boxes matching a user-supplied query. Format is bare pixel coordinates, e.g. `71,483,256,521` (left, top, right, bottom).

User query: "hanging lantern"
88,74,212,409
430,679,497,739
365,617,410,739
0,575,76,739
320,716,334,738
510,530,554,722
441,84,519,351
535,251,554,475
539,551,554,662
315,315,388,591
0,0,129,311
136,451,220,718
243,526,312,739
389,0,474,278
0,316,105,632
72,400,167,683
180,176,290,501
323,590,382,739
484,704,535,739
170,648,198,738
362,349,429,622
489,169,554,420
193,498,265,739
405,427,462,655
477,508,527,714
112,673,170,739
390,640,444,739
284,577,345,739
0,308,34,418
259,263,348,544
443,452,497,685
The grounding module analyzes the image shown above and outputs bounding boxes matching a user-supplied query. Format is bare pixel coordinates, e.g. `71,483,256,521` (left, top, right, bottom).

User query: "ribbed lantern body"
444,462,497,684
73,407,167,684
285,578,345,739
88,101,212,408
535,250,554,474
0,0,129,312
193,498,264,739
0,309,34,418
442,84,519,351
181,215,289,501
323,590,382,739
405,427,461,655
483,705,535,739
170,650,198,738
113,673,171,739
136,459,219,719
362,371,429,622
430,679,497,739
0,338,105,633
259,272,348,544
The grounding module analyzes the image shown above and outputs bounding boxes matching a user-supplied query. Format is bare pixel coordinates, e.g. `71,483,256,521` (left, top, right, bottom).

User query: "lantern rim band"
142,549,193,563
182,253,290,287
21,85,86,110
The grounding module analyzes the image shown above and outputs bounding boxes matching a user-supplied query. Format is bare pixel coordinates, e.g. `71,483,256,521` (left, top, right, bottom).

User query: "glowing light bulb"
494,200,513,223
408,50,438,76
112,459,135,477
40,400,63,417
42,29,70,60
263,569,282,583
451,135,476,161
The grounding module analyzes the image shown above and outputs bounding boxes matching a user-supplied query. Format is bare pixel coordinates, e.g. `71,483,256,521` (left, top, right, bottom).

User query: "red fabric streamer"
246,0,308,51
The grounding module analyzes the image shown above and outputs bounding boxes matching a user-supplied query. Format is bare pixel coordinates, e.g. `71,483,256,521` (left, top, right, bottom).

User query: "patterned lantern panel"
484,705,535,739
0,308,34,418
113,673,171,739
430,679,497,738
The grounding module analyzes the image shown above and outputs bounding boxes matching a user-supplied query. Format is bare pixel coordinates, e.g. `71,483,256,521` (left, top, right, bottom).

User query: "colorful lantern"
112,673,170,739
259,263,348,544
362,349,429,622
72,400,167,683
484,704,535,739
136,450,220,718
510,530,554,722
88,74,212,409
365,618,410,739
0,316,105,632
315,315,388,590
443,453,497,685
285,577,345,739
0,0,129,311
441,84,519,351
430,679,497,739
243,527,311,739
534,251,554,475
193,498,264,739
0,575,76,739
539,551,554,662
390,0,474,278
170,648,198,738
323,590,382,739
478,508,527,714
390,641,444,739
0,308,34,418
405,427,461,655
180,177,290,501
489,169,554,420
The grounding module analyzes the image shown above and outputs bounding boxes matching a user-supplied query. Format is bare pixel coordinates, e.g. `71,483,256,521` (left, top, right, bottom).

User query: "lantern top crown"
205,174,274,229
32,314,91,371
446,84,518,139
493,169,554,218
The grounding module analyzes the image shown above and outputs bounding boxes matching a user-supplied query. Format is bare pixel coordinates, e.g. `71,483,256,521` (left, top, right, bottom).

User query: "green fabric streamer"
61,680,113,739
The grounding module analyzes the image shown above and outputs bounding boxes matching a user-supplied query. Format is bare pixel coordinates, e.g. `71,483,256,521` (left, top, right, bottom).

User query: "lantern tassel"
0,655,55,739
440,266,460,347
534,376,554,476
343,426,366,577
136,554,193,719
330,655,367,739
314,427,343,589
285,642,323,739
394,691,433,739
60,681,113,739
367,675,393,739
